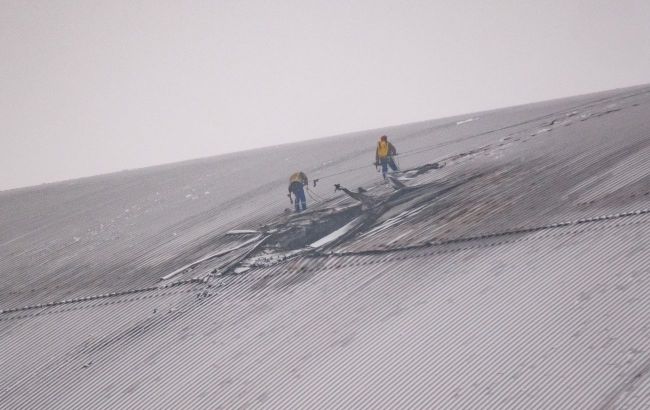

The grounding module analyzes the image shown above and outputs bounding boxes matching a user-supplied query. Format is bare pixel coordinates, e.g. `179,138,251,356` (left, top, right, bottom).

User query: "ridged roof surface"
1,85,650,409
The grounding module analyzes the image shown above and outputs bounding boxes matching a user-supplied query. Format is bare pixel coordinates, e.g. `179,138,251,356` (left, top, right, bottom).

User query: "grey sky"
1,0,649,190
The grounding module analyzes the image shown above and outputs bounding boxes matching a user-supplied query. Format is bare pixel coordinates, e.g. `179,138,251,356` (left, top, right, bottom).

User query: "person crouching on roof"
288,171,308,212
375,135,398,179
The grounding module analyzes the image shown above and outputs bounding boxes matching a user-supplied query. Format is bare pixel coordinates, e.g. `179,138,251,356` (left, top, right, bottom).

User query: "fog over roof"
1,85,650,408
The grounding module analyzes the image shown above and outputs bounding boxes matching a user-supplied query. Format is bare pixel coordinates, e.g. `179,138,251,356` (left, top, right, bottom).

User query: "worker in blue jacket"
288,171,308,212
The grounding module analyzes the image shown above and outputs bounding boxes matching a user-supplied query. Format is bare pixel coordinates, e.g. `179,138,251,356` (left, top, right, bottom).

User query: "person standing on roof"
288,171,308,212
375,135,399,179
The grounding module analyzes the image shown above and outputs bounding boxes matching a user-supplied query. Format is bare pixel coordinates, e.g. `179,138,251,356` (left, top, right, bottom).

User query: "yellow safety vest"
377,141,389,158
290,172,306,184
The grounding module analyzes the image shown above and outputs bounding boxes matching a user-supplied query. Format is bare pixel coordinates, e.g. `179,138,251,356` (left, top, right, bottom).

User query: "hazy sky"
2,0,649,190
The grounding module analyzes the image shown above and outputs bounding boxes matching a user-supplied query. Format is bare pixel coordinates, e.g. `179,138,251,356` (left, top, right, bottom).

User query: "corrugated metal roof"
1,84,649,408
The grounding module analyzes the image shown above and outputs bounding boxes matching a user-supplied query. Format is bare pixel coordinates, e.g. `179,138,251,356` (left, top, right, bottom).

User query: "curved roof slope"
1,85,650,409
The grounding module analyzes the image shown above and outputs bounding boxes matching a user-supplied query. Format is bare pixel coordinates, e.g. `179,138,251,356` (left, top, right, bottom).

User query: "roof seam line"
320,208,650,257
0,277,204,315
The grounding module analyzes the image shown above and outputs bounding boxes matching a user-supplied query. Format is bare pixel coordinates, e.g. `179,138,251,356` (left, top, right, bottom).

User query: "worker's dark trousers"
292,185,307,212
380,157,399,178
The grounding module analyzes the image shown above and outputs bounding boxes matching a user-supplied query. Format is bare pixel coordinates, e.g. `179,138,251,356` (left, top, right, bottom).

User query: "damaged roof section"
146,86,650,283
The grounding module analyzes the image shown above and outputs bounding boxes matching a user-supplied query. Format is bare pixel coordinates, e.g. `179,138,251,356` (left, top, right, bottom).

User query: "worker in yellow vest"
374,135,398,179
288,171,308,212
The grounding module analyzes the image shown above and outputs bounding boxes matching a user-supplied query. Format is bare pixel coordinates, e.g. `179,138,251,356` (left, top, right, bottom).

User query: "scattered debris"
226,230,260,235
309,217,364,248
159,234,263,281
456,117,479,125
